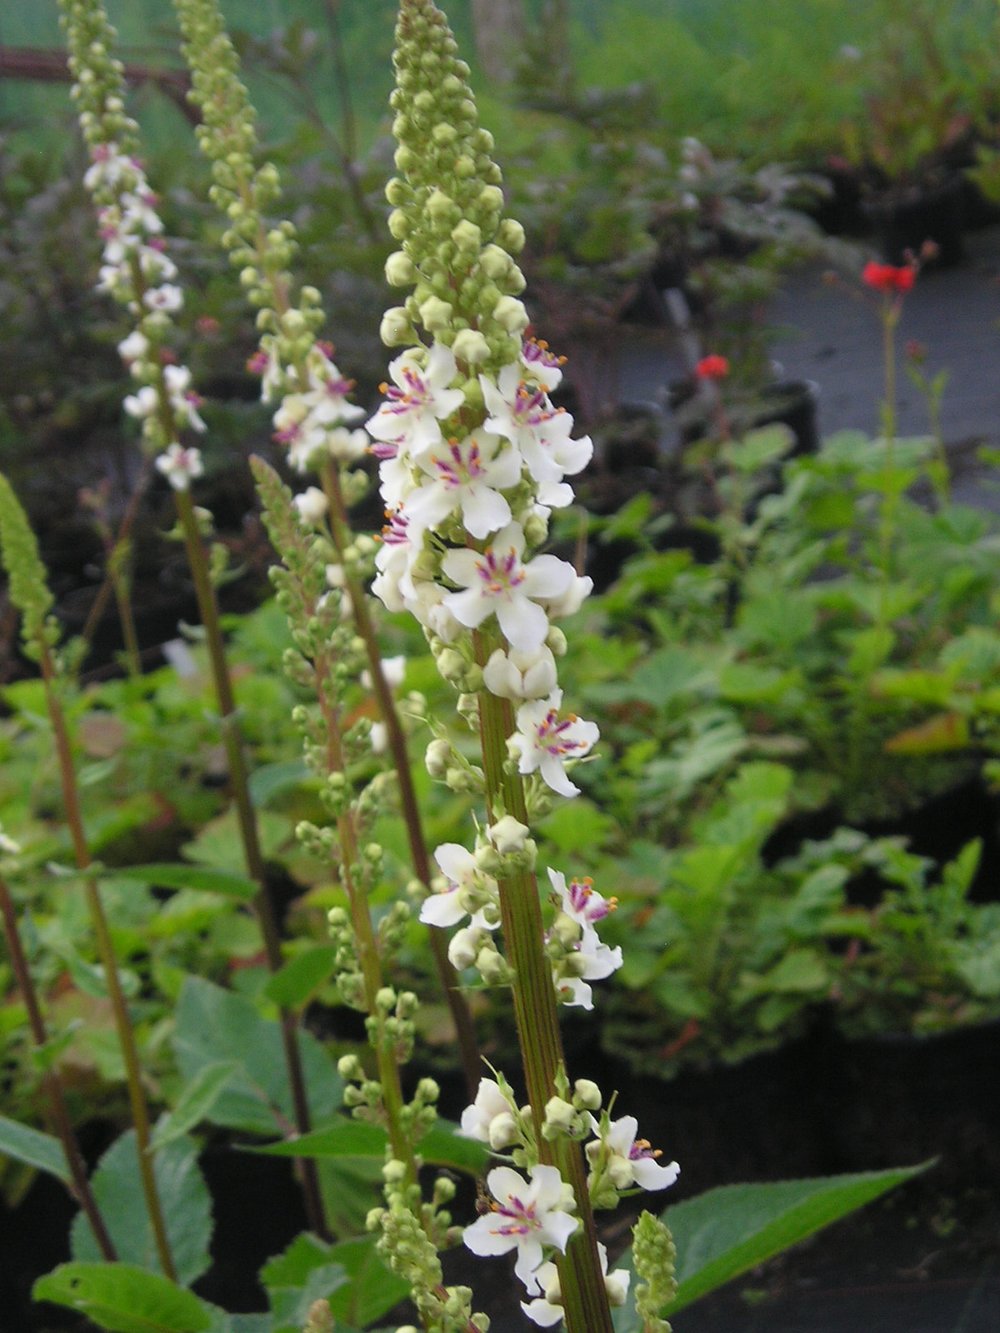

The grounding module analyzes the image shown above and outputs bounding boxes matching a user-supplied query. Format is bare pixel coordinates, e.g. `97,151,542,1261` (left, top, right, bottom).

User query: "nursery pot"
864,175,967,267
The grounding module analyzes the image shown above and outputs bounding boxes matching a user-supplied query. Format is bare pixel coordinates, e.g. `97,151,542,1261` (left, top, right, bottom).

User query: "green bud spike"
631,1209,679,1333
0,472,58,663
59,0,139,160
387,0,527,371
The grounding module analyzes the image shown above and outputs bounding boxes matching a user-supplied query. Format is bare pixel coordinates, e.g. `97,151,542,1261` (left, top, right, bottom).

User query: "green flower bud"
451,329,490,364
493,295,529,333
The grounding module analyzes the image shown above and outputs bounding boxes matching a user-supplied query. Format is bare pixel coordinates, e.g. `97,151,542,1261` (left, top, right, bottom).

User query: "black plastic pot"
865,175,967,267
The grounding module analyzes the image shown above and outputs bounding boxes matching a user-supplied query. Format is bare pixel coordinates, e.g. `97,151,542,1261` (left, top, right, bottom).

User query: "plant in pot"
834,0,985,265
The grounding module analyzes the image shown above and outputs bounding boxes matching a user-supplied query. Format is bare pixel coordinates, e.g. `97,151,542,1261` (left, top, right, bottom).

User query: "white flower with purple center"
481,365,592,503
586,1115,680,1192
143,284,183,314
404,430,520,539
548,868,617,932
155,444,204,491
552,927,623,1011
441,522,575,653
463,1164,577,1293
521,336,566,392
303,345,366,428
367,342,465,455
509,691,599,798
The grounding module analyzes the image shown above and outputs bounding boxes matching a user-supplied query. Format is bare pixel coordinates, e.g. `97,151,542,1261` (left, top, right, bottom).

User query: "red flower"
695,354,729,380
862,261,916,294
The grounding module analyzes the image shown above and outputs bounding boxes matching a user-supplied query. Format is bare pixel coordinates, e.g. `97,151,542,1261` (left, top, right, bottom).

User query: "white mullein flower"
509,691,599,798
586,1115,680,1192
155,444,204,491
403,429,521,540
463,1165,577,1293
482,645,559,700
366,342,465,455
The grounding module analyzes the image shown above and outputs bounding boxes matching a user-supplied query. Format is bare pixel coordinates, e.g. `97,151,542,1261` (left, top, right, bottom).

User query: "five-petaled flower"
462,1164,577,1292
586,1114,680,1192
509,691,599,797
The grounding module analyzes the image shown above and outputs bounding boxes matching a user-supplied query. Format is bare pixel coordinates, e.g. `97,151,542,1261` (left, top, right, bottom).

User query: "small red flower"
862,261,916,294
695,354,729,380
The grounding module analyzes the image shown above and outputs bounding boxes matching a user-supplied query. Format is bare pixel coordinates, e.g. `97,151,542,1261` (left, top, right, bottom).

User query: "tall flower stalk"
368,2,680,1327
0,471,175,1278
60,0,327,1236
172,0,481,1096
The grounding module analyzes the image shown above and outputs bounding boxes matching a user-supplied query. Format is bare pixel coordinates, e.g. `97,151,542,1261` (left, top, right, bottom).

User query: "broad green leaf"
34,1263,214,1332
254,1117,488,1175
151,1062,241,1152
262,945,337,1008
248,759,310,808
260,1232,407,1331
173,977,342,1136
611,1162,929,1328
71,1131,212,1285
325,1236,411,1328
0,1114,69,1183
717,663,798,705
100,863,259,902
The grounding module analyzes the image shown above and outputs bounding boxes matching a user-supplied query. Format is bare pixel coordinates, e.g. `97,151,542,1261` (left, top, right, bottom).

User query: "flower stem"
473,659,613,1333
320,460,481,1099
171,487,328,1238
0,872,117,1260
37,642,176,1280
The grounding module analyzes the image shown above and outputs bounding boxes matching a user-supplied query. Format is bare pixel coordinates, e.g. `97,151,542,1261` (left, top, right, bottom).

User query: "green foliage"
611,1161,930,1326
34,1263,218,1333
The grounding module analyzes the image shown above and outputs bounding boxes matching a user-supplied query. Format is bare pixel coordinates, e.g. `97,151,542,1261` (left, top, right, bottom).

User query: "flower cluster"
862,260,917,295
62,0,207,488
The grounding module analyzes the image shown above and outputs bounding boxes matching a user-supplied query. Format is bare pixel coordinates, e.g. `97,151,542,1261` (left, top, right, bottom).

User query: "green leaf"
325,1236,411,1328
262,945,336,1008
254,1117,488,1175
611,1162,930,1328
151,1062,241,1152
100,863,259,902
34,1263,214,1332
173,977,343,1136
248,759,311,808
70,1132,213,1286
0,1114,70,1183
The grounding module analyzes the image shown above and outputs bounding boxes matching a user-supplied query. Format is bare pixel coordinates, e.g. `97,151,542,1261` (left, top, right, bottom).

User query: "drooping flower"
509,691,599,797
418,842,499,929
586,1115,680,1192
521,1245,630,1327
548,868,617,932
460,1077,520,1150
463,1164,577,1292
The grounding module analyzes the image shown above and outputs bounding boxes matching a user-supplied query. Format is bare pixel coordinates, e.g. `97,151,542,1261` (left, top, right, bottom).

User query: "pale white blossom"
404,429,520,539
155,444,204,491
367,342,465,455
418,843,499,929
441,522,575,653
509,691,599,797
292,486,328,525
521,1245,629,1327
463,1165,577,1292
482,645,558,700
586,1115,680,1192
460,1078,520,1150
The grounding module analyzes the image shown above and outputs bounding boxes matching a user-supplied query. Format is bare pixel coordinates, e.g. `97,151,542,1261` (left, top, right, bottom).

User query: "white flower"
143,284,183,313
521,336,566,391
293,486,328,525
481,364,591,500
404,430,521,539
367,342,465,455
586,1115,680,1192
509,691,599,798
155,444,204,491
521,1245,629,1327
325,426,369,463
463,1165,577,1293
553,928,623,1011
117,329,149,365
303,345,366,427
548,868,616,932
418,843,498,929
482,645,559,700
441,522,575,653
460,1078,520,1150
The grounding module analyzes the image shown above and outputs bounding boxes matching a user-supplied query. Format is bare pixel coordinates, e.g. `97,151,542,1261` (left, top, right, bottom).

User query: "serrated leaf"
262,946,336,1008
173,977,342,1136
0,1114,70,1183
611,1161,930,1328
71,1132,212,1286
100,863,259,902
151,1062,241,1152
33,1263,215,1332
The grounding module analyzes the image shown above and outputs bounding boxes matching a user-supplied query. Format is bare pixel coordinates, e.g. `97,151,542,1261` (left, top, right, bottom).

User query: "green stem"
877,304,899,627
109,551,142,679
320,461,481,1099
473,640,614,1333
171,488,329,1239
0,873,117,1261
37,644,176,1281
